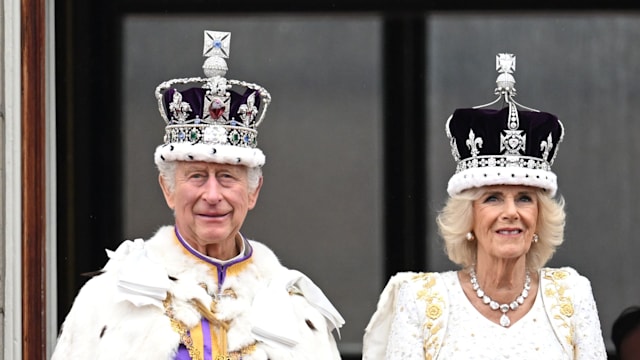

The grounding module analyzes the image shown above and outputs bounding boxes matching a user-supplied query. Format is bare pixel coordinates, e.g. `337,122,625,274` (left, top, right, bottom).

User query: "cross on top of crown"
203,30,231,59
495,53,517,96
496,53,515,74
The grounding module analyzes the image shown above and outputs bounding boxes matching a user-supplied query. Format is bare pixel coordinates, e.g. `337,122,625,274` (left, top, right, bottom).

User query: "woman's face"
471,185,538,263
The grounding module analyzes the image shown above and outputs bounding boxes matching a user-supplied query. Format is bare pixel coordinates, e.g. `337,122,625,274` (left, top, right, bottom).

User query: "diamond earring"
533,234,539,243
466,232,475,241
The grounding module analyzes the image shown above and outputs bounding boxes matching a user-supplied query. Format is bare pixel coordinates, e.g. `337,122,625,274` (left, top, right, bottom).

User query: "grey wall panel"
427,13,640,352
121,16,382,353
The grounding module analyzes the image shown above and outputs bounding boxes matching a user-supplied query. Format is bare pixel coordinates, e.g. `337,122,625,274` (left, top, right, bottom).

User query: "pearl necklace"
469,267,531,327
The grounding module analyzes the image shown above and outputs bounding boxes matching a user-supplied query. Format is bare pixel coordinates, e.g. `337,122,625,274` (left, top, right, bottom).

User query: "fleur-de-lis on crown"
169,91,192,123
450,137,460,162
540,133,553,161
238,92,258,125
207,77,228,97
466,129,483,157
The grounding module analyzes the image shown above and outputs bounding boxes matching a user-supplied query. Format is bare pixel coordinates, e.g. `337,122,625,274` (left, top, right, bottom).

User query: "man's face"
160,161,261,254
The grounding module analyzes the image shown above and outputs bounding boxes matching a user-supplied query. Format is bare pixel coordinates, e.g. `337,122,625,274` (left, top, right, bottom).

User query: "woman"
363,53,607,359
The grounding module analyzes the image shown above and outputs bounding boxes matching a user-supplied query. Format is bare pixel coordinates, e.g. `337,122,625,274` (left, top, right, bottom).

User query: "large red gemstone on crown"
210,107,225,119
209,98,226,119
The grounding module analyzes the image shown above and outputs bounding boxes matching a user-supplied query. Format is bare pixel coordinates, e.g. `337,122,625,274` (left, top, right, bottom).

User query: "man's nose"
202,177,223,203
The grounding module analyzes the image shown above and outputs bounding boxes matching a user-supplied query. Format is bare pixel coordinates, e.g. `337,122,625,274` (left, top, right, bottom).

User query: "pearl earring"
533,234,539,243
466,232,475,241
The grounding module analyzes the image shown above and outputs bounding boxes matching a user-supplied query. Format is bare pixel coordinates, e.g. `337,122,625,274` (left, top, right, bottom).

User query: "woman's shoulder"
384,271,456,303
540,266,580,276
540,266,592,285
365,271,451,343
539,266,595,299
390,270,457,286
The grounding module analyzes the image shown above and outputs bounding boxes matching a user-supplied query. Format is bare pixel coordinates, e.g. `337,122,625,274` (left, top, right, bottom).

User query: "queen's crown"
445,53,565,197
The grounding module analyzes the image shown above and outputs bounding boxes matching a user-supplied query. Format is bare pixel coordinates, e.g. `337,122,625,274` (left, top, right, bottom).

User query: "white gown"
363,268,607,360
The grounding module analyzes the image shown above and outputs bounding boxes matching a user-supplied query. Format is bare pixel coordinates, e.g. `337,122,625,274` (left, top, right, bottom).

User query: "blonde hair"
436,187,565,270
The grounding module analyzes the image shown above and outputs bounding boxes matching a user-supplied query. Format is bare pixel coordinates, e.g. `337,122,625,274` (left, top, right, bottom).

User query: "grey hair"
157,161,262,194
436,187,566,271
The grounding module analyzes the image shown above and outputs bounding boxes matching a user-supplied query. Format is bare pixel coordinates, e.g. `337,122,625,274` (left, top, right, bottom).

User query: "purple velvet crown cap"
445,106,565,197
447,107,563,163
162,87,262,125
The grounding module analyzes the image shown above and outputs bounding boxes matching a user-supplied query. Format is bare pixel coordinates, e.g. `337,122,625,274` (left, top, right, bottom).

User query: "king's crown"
155,30,271,150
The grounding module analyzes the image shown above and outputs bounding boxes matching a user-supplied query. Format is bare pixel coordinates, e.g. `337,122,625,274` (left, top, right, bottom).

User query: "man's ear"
248,176,263,210
159,174,175,210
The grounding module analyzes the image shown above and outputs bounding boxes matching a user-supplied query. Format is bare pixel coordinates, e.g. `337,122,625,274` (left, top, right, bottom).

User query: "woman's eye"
483,195,499,202
518,195,533,202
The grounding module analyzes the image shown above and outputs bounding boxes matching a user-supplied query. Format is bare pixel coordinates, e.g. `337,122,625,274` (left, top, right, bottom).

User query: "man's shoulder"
142,225,176,246
247,238,284,269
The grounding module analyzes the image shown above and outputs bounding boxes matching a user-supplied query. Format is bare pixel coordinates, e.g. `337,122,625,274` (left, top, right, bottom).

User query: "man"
52,30,344,359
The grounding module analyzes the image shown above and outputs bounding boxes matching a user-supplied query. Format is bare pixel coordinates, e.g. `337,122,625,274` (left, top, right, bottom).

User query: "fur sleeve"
52,264,179,359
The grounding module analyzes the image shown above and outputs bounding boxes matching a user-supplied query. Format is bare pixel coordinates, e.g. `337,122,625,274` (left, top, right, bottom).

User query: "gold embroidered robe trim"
540,267,576,358
411,273,447,360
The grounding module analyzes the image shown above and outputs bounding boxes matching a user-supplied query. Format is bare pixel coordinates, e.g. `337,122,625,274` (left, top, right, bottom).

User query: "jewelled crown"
445,53,564,196
154,30,271,168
